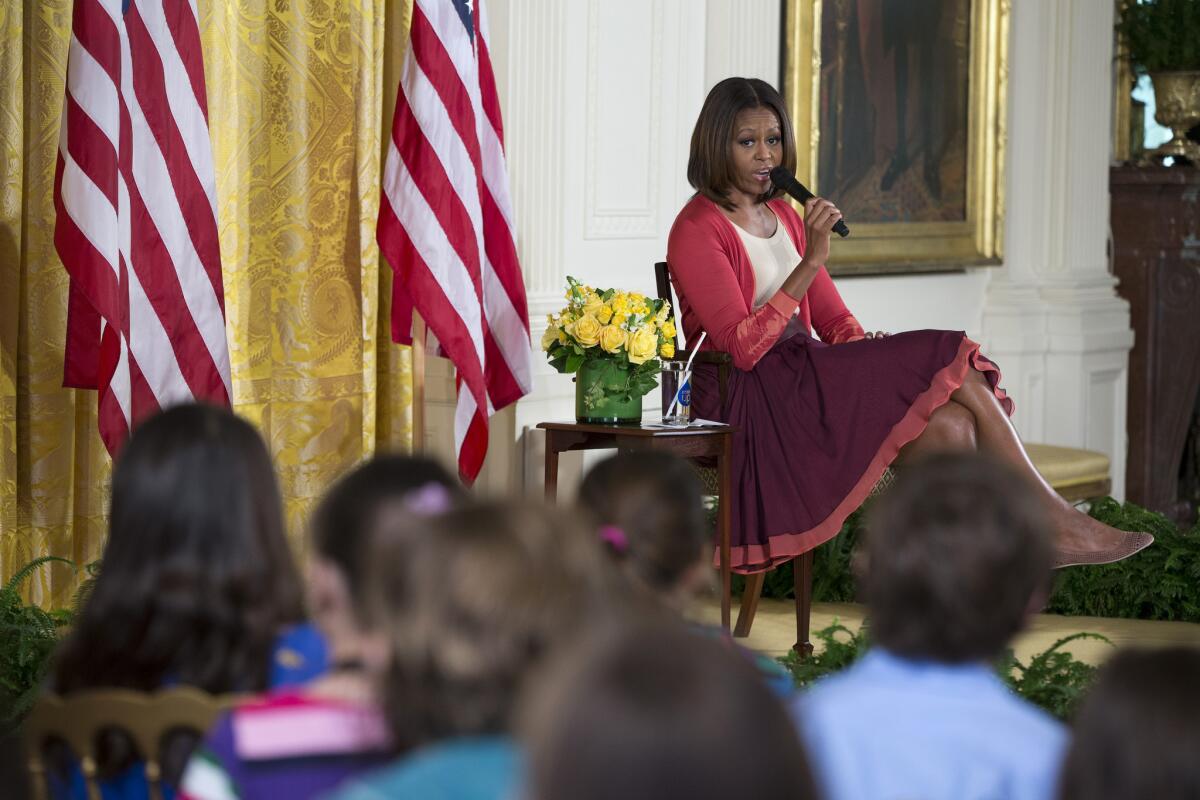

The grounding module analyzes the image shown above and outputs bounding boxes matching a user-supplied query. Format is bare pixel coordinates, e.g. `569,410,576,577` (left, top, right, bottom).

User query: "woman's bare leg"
947,368,1152,565
897,400,977,462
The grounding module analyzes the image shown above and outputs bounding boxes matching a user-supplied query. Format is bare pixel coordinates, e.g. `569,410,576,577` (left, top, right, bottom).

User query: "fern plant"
748,496,1200,621
0,556,75,733
777,621,868,689
1047,498,1200,622
997,632,1111,720
779,623,1108,720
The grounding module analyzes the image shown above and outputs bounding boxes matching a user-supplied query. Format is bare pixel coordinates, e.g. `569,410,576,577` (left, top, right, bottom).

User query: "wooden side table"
537,421,737,629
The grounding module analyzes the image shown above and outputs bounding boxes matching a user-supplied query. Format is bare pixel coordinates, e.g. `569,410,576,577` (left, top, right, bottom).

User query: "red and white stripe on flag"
54,0,231,455
378,0,532,483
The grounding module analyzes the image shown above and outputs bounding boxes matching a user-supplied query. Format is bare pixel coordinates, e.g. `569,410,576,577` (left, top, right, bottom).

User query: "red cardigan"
666,195,865,371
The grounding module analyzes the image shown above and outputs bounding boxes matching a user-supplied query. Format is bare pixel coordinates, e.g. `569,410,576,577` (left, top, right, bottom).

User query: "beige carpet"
691,598,1200,665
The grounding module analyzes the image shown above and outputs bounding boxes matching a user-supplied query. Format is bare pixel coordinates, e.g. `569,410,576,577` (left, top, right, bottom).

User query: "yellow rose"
598,324,627,354
596,305,613,324
660,320,676,339
660,342,675,359
541,325,559,351
568,314,602,347
627,325,658,365
583,294,605,317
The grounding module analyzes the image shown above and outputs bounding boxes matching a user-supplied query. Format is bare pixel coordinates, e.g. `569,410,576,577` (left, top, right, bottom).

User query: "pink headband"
599,525,628,555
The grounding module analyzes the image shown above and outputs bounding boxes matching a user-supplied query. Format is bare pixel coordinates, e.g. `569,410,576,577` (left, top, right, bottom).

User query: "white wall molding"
704,0,782,89
583,0,664,239
982,0,1133,498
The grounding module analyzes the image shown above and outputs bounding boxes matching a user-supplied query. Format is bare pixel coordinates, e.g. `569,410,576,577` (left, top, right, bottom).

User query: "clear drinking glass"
660,361,691,426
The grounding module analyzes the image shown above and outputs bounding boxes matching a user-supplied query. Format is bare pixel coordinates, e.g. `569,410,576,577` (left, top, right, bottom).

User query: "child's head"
577,452,708,603
523,621,818,800
1058,647,1200,800
363,500,607,752
863,453,1052,663
308,454,461,649
55,403,303,693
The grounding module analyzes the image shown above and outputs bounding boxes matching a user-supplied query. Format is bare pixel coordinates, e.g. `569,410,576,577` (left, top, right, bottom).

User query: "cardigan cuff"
766,288,801,320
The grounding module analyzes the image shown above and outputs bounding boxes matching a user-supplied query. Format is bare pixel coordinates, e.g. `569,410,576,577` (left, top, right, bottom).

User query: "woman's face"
728,106,782,200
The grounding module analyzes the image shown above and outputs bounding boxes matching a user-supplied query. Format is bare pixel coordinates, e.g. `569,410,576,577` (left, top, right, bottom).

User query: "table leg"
718,433,733,631
544,434,559,503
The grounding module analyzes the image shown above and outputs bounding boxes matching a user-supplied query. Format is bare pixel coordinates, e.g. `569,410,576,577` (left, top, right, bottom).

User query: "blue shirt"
793,648,1067,800
327,737,521,800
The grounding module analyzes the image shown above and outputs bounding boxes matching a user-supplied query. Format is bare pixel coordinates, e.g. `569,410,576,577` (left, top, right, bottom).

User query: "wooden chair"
654,261,817,654
23,687,231,800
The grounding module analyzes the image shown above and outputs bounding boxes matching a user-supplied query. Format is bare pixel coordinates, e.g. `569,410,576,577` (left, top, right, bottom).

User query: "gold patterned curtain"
0,0,413,607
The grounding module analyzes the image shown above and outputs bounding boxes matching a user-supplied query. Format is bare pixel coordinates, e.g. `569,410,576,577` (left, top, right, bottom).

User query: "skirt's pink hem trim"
722,337,1010,574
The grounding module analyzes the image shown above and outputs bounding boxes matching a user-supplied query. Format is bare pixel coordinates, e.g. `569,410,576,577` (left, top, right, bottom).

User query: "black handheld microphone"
768,167,850,238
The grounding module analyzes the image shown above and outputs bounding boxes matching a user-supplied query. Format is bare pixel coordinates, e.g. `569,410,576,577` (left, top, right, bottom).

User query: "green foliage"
1046,498,1200,622
777,621,868,689
1117,0,1200,72
0,557,76,732
997,633,1111,720
742,495,1200,622
779,624,1108,721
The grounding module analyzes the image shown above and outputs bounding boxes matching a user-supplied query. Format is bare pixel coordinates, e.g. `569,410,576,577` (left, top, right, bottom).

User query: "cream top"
733,218,802,309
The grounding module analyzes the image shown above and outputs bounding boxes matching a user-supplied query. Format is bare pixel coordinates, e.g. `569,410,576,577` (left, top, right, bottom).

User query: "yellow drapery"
0,0,414,606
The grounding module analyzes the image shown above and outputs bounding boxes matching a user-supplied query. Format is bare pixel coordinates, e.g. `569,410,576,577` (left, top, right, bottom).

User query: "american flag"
55,0,231,454
379,0,532,483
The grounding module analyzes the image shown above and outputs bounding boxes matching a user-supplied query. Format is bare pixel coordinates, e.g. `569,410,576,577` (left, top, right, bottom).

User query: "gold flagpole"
383,0,422,453
411,312,426,453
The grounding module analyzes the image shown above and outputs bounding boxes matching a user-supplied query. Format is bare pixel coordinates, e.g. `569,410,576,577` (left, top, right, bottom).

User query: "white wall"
420,0,1131,499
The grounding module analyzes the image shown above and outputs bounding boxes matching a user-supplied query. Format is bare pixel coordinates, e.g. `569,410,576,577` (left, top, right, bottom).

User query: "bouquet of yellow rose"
543,276,677,415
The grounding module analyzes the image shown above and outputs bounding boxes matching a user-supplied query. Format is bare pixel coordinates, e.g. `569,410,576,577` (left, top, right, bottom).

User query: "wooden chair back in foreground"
23,687,229,800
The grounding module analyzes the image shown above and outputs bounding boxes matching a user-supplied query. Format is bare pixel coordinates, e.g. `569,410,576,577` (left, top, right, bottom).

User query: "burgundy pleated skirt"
691,329,1012,573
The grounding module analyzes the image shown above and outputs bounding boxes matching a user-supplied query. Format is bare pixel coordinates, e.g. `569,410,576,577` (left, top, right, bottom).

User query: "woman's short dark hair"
53,403,304,694
310,453,462,605
1058,647,1200,800
863,453,1053,663
577,451,707,593
687,77,797,210
366,500,608,753
523,621,818,800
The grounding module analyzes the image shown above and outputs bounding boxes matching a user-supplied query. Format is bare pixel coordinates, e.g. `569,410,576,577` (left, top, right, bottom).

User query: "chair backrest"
654,261,683,349
23,687,231,800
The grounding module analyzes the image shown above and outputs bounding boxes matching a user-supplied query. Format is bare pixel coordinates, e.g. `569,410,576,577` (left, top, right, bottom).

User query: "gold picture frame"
783,0,1009,275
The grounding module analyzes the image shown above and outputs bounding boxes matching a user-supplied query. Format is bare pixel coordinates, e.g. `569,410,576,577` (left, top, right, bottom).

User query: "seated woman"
178,455,463,800
1057,646,1200,800
667,76,1152,574
48,404,324,800
328,501,610,800
577,451,792,695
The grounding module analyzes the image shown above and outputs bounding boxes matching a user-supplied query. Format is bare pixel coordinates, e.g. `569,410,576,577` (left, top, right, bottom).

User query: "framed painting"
783,0,1009,275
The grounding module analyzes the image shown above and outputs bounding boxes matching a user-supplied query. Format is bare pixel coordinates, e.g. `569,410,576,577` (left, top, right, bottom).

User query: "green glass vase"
575,358,642,424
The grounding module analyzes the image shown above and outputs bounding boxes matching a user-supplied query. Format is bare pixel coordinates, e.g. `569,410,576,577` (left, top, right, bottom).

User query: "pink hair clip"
599,525,628,555
404,483,453,516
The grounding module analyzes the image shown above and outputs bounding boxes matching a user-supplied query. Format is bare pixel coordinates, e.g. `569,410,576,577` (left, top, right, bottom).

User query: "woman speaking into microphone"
666,77,1150,574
